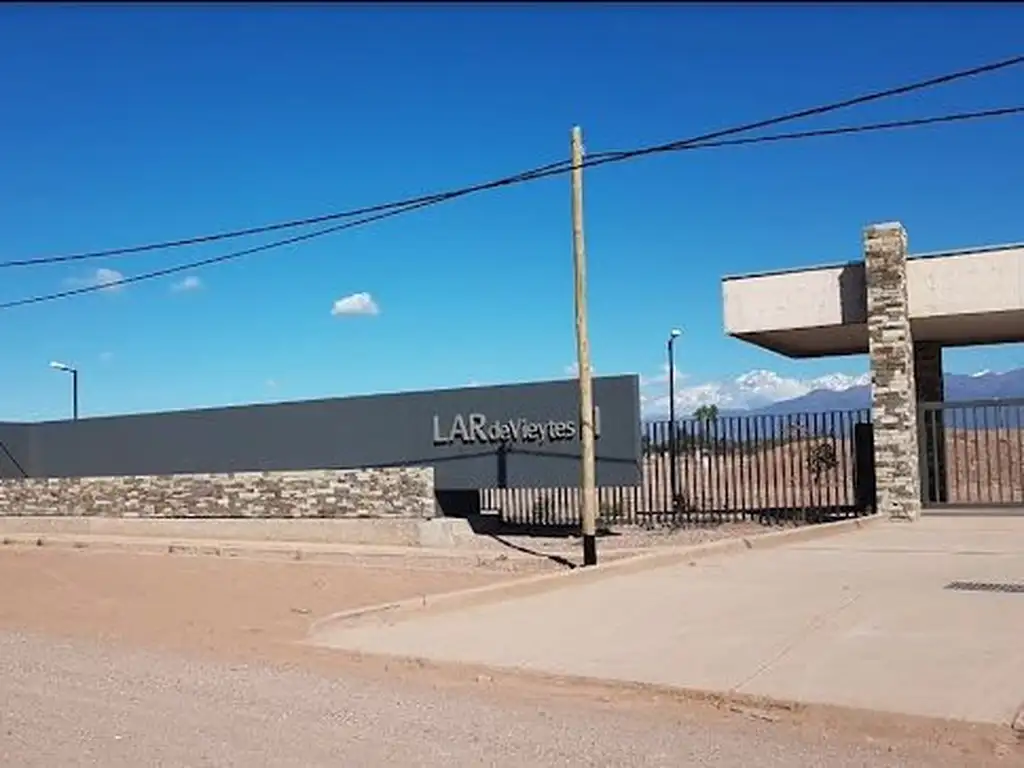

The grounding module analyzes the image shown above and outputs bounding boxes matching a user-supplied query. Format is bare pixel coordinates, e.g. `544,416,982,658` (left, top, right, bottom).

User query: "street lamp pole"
667,329,682,510
49,361,79,421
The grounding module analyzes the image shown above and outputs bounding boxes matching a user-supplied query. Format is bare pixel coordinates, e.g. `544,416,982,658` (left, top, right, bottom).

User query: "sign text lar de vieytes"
432,409,602,446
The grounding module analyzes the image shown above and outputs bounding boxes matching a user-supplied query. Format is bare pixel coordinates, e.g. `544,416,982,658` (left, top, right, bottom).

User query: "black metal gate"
482,408,875,526
919,398,1024,509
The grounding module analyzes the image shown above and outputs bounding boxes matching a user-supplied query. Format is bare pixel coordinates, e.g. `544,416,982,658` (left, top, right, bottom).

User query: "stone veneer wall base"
0,467,436,520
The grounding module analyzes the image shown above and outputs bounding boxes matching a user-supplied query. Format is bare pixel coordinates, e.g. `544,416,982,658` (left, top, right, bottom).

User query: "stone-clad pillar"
864,222,921,521
914,341,948,503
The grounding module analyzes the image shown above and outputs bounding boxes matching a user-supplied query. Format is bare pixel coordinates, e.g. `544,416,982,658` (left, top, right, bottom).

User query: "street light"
667,329,683,511
49,361,79,421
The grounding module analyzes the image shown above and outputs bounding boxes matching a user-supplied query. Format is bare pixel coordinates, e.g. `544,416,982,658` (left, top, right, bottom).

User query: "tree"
807,440,840,482
693,404,719,423
692,404,719,450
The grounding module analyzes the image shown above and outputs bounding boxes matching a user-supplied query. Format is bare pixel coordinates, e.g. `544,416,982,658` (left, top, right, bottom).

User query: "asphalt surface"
0,631,1002,768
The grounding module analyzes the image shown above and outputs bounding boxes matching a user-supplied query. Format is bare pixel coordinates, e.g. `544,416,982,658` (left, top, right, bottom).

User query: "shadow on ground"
485,535,580,569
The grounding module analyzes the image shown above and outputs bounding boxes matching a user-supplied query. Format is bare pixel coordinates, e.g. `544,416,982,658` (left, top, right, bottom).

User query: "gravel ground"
0,519,779,574
3,631,1014,768
478,521,784,564
0,547,1019,767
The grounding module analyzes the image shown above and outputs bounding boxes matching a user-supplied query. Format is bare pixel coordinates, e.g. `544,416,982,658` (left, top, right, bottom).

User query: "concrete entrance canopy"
722,242,1024,358
721,222,1024,523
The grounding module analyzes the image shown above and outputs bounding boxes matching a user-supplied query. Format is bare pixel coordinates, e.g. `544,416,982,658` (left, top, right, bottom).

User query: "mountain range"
643,367,1024,424
743,368,1024,417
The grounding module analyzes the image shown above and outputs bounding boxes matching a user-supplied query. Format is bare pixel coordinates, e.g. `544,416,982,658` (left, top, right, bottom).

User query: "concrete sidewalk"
310,516,1024,726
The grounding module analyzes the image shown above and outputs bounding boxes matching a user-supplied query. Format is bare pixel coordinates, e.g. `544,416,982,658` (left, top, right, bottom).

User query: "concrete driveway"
310,515,1024,726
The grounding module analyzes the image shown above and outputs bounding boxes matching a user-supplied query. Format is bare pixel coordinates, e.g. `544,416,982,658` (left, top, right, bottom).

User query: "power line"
666,105,1024,151
579,53,1024,169
0,158,577,269
4,52,1021,271
2,104,1019,311
0,196,443,309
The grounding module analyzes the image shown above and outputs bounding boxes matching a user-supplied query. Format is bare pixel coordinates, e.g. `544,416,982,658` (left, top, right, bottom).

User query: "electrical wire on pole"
3,53,1021,272
1,104,1020,312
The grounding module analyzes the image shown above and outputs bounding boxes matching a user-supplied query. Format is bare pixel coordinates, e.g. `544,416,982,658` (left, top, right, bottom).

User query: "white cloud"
93,268,125,292
331,291,379,317
171,275,203,293
640,367,871,417
639,361,682,388
564,362,598,377
99,351,114,363
66,267,126,294
265,379,278,390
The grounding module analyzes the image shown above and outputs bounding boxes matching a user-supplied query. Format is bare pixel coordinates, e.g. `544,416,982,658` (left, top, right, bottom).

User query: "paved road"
0,631,982,768
312,516,1024,726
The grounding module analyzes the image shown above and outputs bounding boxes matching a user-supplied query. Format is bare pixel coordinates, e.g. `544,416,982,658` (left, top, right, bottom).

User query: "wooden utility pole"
570,125,598,567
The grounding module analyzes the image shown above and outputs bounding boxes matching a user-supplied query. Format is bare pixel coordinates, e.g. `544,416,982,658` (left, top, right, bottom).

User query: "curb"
0,533,564,572
312,647,1021,739
309,513,884,637
0,515,476,550
0,534,326,562
1012,701,1024,734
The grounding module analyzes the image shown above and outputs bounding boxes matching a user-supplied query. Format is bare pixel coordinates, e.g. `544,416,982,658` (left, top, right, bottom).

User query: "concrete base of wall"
0,515,479,550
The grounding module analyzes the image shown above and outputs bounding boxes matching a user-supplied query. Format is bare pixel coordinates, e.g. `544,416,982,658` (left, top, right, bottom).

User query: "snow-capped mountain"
641,368,870,416
752,368,1024,416
641,368,1024,419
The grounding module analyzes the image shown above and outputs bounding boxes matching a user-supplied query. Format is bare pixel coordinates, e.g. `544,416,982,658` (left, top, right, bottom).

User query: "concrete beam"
722,243,1024,357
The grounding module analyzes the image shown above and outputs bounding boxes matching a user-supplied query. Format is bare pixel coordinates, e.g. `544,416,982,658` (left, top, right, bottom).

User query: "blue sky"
1,4,1022,421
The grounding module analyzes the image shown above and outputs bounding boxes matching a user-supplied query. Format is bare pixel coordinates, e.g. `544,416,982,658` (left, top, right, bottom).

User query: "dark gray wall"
0,375,641,489
0,423,30,479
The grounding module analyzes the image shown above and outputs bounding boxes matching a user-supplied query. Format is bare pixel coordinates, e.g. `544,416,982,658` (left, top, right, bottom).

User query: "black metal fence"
481,408,874,526
919,398,1024,508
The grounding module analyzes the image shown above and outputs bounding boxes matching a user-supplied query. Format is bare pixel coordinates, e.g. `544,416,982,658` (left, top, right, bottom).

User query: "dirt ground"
475,520,777,567
0,547,512,657
0,547,1021,766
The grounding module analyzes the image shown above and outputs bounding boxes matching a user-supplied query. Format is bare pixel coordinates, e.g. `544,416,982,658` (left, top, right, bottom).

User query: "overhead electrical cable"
4,52,1021,271
1,104,1019,311
0,159,578,269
